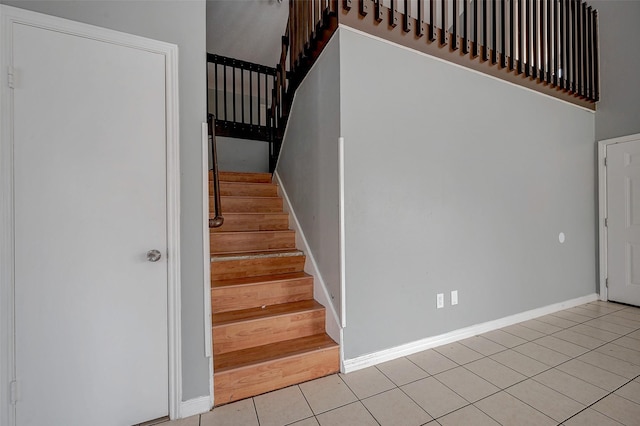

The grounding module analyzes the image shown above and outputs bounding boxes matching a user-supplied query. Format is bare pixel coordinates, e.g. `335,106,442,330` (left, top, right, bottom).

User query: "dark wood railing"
340,0,599,107
208,114,224,229
208,0,599,171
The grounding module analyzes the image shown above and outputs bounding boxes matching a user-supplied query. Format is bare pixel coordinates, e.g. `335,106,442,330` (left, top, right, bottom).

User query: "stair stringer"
273,171,342,348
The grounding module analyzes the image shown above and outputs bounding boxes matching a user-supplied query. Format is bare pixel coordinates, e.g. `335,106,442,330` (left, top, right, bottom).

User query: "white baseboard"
273,171,342,343
180,395,211,419
343,293,598,373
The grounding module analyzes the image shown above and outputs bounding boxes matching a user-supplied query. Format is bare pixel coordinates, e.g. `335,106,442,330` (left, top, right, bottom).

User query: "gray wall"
0,0,210,400
339,28,596,359
217,137,270,173
591,0,640,141
276,33,342,317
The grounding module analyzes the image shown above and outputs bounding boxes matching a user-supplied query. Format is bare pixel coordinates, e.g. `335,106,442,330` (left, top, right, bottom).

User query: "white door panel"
12,21,168,426
607,139,640,307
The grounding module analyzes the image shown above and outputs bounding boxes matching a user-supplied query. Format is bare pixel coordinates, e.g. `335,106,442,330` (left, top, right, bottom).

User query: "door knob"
147,249,162,262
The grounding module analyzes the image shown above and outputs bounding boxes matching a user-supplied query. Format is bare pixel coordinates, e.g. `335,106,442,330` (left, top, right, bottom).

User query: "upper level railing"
207,0,599,171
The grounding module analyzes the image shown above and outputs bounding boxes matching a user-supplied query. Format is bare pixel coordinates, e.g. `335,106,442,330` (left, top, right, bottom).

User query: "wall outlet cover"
451,290,458,305
437,293,444,309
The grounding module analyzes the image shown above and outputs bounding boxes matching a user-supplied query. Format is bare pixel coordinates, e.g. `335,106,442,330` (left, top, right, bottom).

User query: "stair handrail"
208,114,224,228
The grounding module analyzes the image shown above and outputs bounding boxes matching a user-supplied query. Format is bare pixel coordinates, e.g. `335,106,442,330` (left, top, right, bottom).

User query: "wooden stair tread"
211,249,304,262
214,333,338,372
216,171,272,183
212,300,323,326
212,271,310,288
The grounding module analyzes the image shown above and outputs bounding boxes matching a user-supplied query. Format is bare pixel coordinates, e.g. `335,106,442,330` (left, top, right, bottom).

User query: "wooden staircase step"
217,196,283,213
211,230,295,255
215,171,272,183
213,333,339,404
213,181,279,197
210,213,289,233
212,300,325,355
211,272,313,314
211,250,306,281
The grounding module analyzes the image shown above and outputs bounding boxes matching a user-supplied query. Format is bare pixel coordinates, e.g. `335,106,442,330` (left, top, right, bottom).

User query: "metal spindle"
440,0,448,46
214,62,219,119
417,0,425,37
593,10,599,101
249,68,253,125
472,0,478,57
482,0,488,61
532,0,537,79
452,0,458,50
500,0,506,67
587,6,593,99
463,0,469,54
517,0,523,74
525,0,530,77
510,0,515,69
232,62,237,122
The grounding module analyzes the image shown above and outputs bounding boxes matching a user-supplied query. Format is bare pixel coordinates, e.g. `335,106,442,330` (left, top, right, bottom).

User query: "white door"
11,17,169,426
607,139,640,307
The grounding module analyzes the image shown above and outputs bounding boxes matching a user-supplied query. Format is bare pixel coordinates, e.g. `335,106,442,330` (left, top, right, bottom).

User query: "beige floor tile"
563,408,624,426
465,357,527,389
376,357,429,386
610,309,640,322
339,366,396,399
474,391,556,426
533,368,609,405
592,394,640,426
434,367,499,403
201,398,258,426
536,314,579,329
553,329,608,349
254,385,313,426
613,336,640,351
299,375,357,414
288,418,319,426
501,324,546,341
585,318,636,335
599,314,640,330
434,342,484,365
490,349,549,377
407,349,458,375
583,302,626,313
551,310,593,323
157,416,199,426
556,359,628,391
506,379,585,422
628,329,640,341
534,335,590,357
615,380,640,405
438,405,500,426
571,324,622,342
595,343,640,365
481,329,527,348
361,388,432,426
579,350,640,379
315,402,378,426
519,319,563,335
512,341,571,367
401,377,468,418
459,336,507,356
568,306,607,318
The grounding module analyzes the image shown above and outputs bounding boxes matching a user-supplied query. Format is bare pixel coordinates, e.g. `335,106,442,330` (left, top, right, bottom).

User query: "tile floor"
156,301,640,426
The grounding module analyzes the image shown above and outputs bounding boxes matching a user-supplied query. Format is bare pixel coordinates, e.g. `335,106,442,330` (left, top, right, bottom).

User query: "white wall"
591,0,640,142
276,33,342,318
339,28,596,360
0,0,210,400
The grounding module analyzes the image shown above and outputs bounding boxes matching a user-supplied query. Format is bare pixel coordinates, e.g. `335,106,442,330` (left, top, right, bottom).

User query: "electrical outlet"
451,290,458,306
437,293,444,309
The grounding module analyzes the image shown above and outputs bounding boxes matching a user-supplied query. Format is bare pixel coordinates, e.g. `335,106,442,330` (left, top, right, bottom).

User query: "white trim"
201,123,214,409
338,137,346,329
273,172,341,343
0,5,182,423
597,132,640,302
338,25,595,114
342,293,598,373
179,396,212,419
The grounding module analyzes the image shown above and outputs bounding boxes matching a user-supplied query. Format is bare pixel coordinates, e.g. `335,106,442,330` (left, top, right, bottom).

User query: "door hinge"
604,157,607,167
10,380,19,404
605,218,608,227
7,66,14,89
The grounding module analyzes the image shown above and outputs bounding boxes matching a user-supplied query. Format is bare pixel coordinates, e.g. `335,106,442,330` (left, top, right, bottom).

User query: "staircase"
210,171,340,405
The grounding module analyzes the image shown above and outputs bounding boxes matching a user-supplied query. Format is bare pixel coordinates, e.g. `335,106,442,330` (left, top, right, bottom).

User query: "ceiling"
206,0,289,68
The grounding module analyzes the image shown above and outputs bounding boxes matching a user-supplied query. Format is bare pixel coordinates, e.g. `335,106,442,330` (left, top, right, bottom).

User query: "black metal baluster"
223,63,228,121
581,2,587,97
553,0,558,86
525,0,530,77
463,0,469,54
241,68,245,124
214,61,219,119
472,0,478,57
359,0,368,16
429,0,436,41
375,0,384,22
532,0,537,79
232,61,237,122
593,10,599,101
517,0,523,73
249,67,253,125
482,0,488,61
500,0,506,67
452,0,458,50
546,0,552,83
587,6,593,100
403,0,411,32
491,0,497,64
509,0,517,71
440,0,448,46
571,0,576,92
417,0,425,37
390,0,398,28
